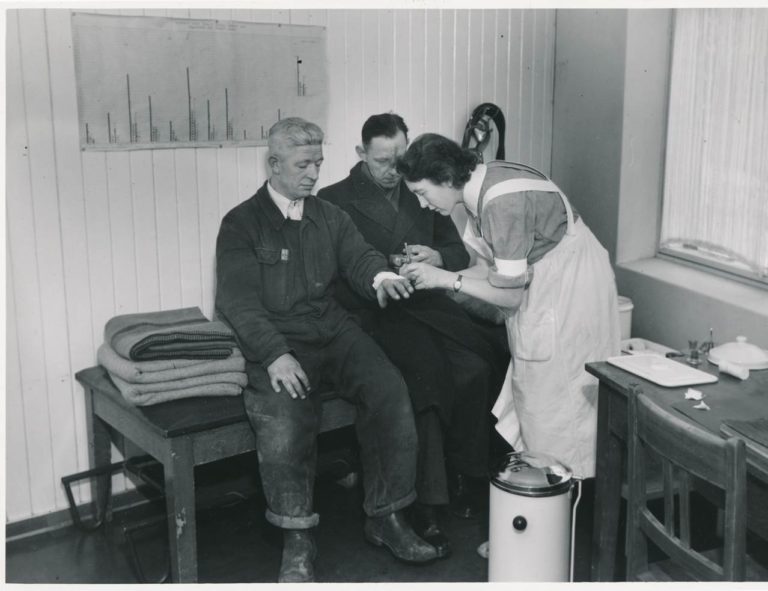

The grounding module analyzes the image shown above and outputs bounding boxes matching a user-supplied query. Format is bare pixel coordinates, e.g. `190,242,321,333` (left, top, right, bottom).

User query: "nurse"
396,133,620,479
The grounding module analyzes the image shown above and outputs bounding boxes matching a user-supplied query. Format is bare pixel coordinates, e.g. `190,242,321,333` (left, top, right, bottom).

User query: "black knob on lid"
512,515,527,531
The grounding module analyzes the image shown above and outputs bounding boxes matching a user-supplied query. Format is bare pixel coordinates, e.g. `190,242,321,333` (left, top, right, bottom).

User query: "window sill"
616,257,768,319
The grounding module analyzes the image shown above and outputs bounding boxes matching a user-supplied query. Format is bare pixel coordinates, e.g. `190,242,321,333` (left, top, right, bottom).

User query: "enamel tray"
607,354,718,388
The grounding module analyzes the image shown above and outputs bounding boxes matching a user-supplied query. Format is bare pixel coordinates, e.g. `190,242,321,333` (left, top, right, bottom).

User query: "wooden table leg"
591,383,624,582
164,436,198,583
84,386,114,524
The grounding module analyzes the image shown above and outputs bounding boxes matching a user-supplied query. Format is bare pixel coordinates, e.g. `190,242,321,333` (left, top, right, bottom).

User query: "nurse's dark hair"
396,133,479,189
361,113,409,146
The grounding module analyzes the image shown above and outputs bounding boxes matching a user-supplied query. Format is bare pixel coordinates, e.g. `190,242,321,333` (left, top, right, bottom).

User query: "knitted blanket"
108,371,247,406
104,307,237,361
97,342,245,384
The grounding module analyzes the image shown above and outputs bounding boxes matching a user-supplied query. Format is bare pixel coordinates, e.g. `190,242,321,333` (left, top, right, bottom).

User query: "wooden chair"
625,392,763,582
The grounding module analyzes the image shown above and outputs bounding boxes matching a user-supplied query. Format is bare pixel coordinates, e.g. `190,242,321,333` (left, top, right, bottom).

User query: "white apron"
462,167,620,478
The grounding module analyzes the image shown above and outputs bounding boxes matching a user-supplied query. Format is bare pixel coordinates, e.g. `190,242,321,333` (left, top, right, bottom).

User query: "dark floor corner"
4,434,594,584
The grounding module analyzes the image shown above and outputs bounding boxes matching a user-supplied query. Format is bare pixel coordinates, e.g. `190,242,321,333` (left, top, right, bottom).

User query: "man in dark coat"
216,117,438,583
318,113,509,558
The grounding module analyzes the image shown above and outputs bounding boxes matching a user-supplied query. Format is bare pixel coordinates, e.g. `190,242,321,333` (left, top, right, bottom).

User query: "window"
660,8,768,286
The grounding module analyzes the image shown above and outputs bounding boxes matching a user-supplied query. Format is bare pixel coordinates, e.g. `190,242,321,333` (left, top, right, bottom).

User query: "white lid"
618,296,634,312
491,451,573,497
708,336,768,371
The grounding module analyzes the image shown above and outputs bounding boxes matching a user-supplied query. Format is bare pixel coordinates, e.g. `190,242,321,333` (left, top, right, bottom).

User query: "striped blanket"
104,307,237,361
97,342,245,384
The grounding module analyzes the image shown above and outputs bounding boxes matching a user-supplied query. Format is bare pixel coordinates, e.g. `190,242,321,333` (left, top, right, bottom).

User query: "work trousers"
367,313,502,505
243,320,418,530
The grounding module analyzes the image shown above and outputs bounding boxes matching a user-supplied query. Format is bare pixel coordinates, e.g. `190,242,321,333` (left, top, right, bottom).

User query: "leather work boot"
409,503,452,559
278,529,316,583
364,510,438,564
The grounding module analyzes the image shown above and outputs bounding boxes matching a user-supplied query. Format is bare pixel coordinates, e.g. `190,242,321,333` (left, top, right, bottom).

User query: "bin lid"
618,295,634,312
491,451,573,497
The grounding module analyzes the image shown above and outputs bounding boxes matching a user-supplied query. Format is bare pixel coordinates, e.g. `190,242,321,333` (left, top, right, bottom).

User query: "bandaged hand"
376,277,414,308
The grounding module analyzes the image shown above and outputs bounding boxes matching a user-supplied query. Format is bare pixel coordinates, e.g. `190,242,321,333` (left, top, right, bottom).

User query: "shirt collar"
462,163,487,218
267,180,304,220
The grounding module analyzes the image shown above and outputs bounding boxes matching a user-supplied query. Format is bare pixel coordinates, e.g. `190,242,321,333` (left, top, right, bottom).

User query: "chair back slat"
626,392,748,582
662,460,675,537
639,507,725,581
679,471,691,547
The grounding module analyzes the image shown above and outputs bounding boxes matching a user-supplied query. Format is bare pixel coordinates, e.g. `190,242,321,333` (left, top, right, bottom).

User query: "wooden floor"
9,440,768,585
4,432,597,585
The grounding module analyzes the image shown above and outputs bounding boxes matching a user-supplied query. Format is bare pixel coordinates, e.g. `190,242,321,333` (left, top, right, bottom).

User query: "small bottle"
699,328,715,356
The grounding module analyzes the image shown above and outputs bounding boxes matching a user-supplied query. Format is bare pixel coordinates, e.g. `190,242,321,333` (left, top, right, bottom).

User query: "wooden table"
75,365,355,583
586,360,768,582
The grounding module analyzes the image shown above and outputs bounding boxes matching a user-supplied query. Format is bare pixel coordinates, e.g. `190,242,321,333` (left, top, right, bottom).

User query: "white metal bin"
488,451,574,582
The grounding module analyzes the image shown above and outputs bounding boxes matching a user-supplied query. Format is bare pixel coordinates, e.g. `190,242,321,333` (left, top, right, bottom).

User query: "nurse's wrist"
447,272,462,292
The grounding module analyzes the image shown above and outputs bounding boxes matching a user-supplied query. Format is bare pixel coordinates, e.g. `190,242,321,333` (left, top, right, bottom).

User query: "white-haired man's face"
269,144,324,200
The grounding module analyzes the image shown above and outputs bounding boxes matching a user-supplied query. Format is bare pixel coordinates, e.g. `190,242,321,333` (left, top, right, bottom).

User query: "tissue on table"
684,388,704,401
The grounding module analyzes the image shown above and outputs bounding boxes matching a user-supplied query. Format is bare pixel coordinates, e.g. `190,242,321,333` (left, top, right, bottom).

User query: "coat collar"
253,181,321,231
347,162,423,252
348,162,399,232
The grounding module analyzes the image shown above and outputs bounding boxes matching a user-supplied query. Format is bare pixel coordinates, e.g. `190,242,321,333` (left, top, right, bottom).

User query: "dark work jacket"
318,163,508,415
215,182,390,370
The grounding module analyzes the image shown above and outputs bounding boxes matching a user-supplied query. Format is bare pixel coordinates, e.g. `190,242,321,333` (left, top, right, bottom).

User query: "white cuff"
493,257,527,277
372,271,403,290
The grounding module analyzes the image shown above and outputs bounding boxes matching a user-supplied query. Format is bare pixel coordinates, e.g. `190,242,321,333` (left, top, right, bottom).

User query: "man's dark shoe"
409,503,452,559
278,529,316,583
364,510,438,564
449,472,485,519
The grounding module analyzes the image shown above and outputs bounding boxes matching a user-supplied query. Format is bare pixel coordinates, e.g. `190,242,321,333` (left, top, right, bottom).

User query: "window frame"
656,8,768,291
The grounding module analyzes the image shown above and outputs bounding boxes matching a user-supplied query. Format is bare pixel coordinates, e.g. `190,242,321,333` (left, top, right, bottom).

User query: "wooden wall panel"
45,9,97,504
324,10,349,185
6,7,556,522
151,150,183,311
130,151,162,312
393,11,412,128
195,150,220,317
452,11,471,142
17,9,75,513
378,11,397,119
174,149,204,309
6,248,34,521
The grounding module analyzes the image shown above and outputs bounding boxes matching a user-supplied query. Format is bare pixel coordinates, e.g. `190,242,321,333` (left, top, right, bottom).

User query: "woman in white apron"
397,133,620,479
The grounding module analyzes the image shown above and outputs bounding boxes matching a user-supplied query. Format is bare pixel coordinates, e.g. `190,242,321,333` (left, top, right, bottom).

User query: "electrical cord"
569,478,583,583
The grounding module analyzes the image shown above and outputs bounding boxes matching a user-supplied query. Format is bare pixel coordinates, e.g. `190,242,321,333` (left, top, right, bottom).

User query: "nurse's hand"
405,244,443,267
400,262,453,291
267,353,311,400
376,277,414,308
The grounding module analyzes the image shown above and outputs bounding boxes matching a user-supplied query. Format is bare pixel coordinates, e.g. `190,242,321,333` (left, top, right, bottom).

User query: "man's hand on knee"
267,353,311,400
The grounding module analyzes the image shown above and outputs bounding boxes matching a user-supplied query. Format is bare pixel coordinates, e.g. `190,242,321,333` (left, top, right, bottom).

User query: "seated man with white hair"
215,117,438,583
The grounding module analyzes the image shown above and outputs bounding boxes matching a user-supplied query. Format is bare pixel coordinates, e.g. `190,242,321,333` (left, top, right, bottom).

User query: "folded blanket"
104,307,237,361
109,371,247,406
98,342,245,384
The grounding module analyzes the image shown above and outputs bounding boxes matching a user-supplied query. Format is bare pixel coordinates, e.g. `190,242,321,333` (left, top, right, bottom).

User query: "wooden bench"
75,365,356,583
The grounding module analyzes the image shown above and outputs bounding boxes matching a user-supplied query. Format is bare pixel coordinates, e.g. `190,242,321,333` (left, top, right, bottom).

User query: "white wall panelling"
6,7,555,522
